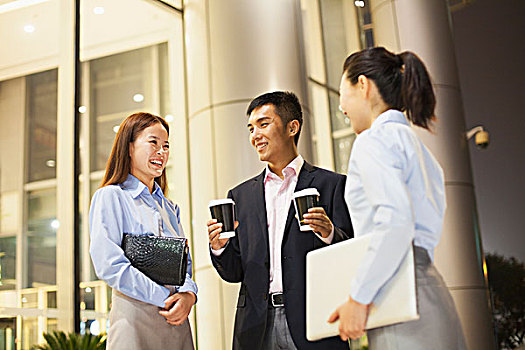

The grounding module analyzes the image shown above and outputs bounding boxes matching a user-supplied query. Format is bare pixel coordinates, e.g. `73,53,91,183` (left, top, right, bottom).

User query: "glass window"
27,188,57,287
158,43,171,117
26,69,58,183
46,318,58,333
0,236,16,290
47,290,57,309
319,0,351,90
329,91,351,132
21,317,38,349
0,318,16,350
89,47,155,171
365,28,375,48
357,1,375,49
333,133,356,175
301,0,360,173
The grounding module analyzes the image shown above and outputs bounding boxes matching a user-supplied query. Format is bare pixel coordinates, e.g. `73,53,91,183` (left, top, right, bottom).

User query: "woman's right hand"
207,219,237,250
159,292,196,326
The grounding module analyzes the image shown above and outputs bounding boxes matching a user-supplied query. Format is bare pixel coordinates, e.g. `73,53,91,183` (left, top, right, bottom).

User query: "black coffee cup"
209,199,236,238
293,188,320,231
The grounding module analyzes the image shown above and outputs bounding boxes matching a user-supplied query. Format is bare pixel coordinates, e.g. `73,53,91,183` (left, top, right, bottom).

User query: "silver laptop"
306,235,419,341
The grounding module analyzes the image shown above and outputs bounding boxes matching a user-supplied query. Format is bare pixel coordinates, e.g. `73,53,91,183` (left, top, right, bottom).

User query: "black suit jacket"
211,162,353,349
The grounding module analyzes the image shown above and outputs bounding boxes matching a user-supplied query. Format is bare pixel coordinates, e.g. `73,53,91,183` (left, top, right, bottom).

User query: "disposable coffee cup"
209,199,236,239
293,188,320,231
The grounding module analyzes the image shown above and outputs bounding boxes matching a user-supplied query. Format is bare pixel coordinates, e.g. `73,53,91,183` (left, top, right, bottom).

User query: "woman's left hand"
327,296,370,341
159,292,196,326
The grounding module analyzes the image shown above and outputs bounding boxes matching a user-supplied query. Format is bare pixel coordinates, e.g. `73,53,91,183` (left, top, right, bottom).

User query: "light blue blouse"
345,109,446,305
89,174,197,307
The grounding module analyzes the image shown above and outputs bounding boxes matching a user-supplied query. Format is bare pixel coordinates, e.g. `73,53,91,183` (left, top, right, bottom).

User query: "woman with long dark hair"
89,112,196,349
328,47,466,349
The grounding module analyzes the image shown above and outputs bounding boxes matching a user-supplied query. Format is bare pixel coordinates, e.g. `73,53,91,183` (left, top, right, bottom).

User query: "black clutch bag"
122,234,189,286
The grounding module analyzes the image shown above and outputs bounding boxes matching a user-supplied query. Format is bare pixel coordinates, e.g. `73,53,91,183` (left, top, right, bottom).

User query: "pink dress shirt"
212,155,333,294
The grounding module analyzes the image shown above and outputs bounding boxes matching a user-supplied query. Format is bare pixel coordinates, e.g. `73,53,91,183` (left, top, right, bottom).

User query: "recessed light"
133,93,144,103
165,114,174,123
46,159,56,168
24,24,35,33
113,125,120,133
51,219,60,230
354,1,365,7
93,6,104,15
78,105,87,113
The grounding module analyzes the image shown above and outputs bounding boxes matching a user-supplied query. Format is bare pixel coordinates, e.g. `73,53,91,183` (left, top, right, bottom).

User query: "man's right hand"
207,219,238,250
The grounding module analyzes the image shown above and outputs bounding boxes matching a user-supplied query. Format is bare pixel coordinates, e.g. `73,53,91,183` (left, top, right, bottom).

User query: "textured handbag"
122,234,188,286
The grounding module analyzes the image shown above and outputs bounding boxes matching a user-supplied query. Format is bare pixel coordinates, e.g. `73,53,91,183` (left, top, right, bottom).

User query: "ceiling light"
113,125,120,133
165,114,174,123
133,93,144,103
78,105,87,113
354,1,365,7
46,159,56,168
93,6,104,15
51,219,60,230
24,24,35,33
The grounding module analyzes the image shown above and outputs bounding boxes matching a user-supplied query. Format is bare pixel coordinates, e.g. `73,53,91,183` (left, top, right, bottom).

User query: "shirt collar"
370,109,409,130
264,155,304,182
122,174,163,199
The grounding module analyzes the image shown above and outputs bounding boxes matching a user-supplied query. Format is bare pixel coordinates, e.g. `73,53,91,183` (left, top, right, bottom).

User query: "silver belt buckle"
271,293,284,307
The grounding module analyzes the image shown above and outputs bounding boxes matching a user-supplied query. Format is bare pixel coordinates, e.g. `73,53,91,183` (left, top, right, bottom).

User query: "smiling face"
247,104,297,167
339,74,373,134
129,122,169,190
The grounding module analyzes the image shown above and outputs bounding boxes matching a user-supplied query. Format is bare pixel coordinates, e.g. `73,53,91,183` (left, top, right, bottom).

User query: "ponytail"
398,52,435,129
343,47,436,130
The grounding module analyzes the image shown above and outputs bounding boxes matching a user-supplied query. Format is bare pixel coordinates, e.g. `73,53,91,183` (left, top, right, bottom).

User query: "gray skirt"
107,290,194,350
368,246,467,350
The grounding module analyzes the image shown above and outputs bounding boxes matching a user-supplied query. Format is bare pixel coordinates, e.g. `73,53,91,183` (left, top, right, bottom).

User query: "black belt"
268,293,284,308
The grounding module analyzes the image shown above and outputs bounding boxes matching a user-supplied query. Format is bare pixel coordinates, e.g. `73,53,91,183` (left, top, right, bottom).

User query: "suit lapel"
283,162,315,235
252,170,269,245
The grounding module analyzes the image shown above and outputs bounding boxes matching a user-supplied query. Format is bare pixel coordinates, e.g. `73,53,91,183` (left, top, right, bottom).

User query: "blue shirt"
89,174,197,307
344,109,446,305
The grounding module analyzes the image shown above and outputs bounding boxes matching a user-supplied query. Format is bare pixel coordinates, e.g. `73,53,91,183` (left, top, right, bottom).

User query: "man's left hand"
303,207,333,238
327,297,369,341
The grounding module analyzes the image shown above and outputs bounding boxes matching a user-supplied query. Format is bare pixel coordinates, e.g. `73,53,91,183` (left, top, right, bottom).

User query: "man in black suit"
207,91,353,349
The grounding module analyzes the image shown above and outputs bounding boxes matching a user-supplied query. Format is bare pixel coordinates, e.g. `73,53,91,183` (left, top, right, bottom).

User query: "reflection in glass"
81,287,96,310
47,290,57,308
329,91,351,132
26,69,58,182
0,318,16,350
334,134,356,174
90,47,154,171
306,83,319,166
47,318,58,333
27,188,57,287
357,1,375,49
21,317,38,349
21,291,38,309
319,0,351,90
159,43,171,118
0,236,16,290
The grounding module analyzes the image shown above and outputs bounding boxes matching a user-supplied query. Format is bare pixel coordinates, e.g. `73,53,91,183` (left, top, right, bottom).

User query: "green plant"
31,331,106,350
486,253,525,349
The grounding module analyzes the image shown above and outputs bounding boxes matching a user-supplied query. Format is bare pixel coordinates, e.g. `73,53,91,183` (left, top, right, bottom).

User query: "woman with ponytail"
328,47,466,349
